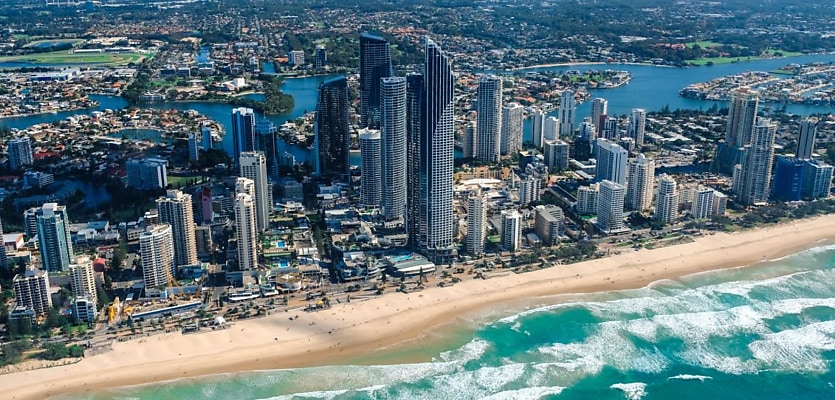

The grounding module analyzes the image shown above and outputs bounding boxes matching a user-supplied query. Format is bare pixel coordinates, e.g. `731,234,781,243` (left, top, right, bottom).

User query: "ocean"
69,244,835,400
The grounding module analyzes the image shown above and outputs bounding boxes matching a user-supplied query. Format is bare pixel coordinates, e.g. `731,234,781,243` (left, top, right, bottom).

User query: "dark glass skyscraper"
359,33,392,129
314,76,350,177
231,107,256,167
419,38,455,264
405,73,424,249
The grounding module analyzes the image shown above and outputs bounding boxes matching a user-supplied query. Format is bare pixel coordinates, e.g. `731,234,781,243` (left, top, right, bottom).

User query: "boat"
227,291,260,302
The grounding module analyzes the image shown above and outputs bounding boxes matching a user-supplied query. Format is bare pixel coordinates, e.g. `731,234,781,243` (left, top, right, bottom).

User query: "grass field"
686,50,804,66
0,50,151,66
167,175,199,189
685,41,725,48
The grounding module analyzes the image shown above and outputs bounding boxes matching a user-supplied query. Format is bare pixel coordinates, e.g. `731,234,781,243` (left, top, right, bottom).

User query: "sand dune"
3,214,835,400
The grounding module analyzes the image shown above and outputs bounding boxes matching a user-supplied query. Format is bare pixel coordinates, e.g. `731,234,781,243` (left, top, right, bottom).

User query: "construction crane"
166,267,182,303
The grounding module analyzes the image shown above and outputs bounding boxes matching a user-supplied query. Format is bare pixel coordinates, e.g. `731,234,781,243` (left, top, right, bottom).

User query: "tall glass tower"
359,33,392,129
314,76,350,177
380,77,408,223
405,73,424,249
420,38,455,264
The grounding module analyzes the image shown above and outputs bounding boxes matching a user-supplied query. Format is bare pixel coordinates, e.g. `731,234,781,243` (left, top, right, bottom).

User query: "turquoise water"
69,243,835,399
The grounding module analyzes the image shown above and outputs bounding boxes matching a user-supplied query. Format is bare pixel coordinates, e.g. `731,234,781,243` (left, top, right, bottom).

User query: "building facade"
7,137,34,170
231,107,256,166
126,158,168,190
156,190,198,267
380,76,408,223
314,77,351,177
239,152,271,232
13,267,52,315
595,138,628,186
466,194,486,257
475,74,502,163
558,90,576,137
234,193,259,271
139,224,175,289
501,210,522,253
535,205,563,246
501,102,524,156
359,33,393,129
359,129,382,207
597,180,626,233
655,174,678,224
626,154,655,211
35,203,73,272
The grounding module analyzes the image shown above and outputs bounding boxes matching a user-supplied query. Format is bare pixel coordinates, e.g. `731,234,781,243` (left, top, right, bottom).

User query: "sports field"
0,49,152,66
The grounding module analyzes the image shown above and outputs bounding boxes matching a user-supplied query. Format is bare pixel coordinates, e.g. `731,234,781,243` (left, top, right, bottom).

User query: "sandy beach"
4,215,835,399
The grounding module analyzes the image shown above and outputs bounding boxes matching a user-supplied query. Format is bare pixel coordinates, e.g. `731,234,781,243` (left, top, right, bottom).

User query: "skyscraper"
595,138,628,186
725,89,759,148
314,45,327,69
535,205,564,246
591,98,608,136
802,160,834,200
475,74,502,162
543,140,570,172
139,224,175,288
531,108,546,149
13,267,52,315
7,137,34,170
405,73,424,249
35,203,73,272
69,259,97,300
0,217,7,270
771,156,806,202
359,128,382,207
501,210,522,253
231,107,256,166
597,180,626,233
156,190,198,267
501,102,524,156
655,174,678,224
628,108,647,147
125,158,168,190
234,193,258,271
187,133,200,161
693,186,715,220
463,121,477,158
519,175,541,206
796,119,818,160
738,118,777,205
314,76,350,177
626,154,655,211
558,90,576,137
466,194,486,257
239,152,271,232
577,183,600,215
359,33,392,129
380,76,407,223
544,117,559,142
419,38,455,263
255,119,280,179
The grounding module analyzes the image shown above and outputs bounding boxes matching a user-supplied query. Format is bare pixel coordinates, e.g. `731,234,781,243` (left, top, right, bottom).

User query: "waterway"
2,54,833,162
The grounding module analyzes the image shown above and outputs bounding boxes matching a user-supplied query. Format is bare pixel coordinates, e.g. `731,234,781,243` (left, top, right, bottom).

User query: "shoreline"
4,216,835,399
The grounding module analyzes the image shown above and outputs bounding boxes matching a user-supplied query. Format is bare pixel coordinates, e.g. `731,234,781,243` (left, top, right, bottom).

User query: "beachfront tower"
0,217,7,270
475,74,502,162
139,224,175,289
654,174,678,224
501,210,522,253
597,180,626,233
380,77,408,224
239,152,271,232
156,190,198,267
7,137,34,171
466,194,487,257
234,193,259,271
595,138,628,186
797,119,818,160
626,154,655,211
591,98,608,136
69,259,97,301
558,90,576,137
359,33,392,129
535,205,564,246
359,129,382,208
418,37,455,264
13,267,52,315
35,203,73,272
231,107,256,166
738,118,777,206
628,108,647,148
314,76,351,178
405,73,424,249
501,102,524,156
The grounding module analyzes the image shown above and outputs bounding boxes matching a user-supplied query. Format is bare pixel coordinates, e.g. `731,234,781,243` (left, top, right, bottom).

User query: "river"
2,53,833,160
